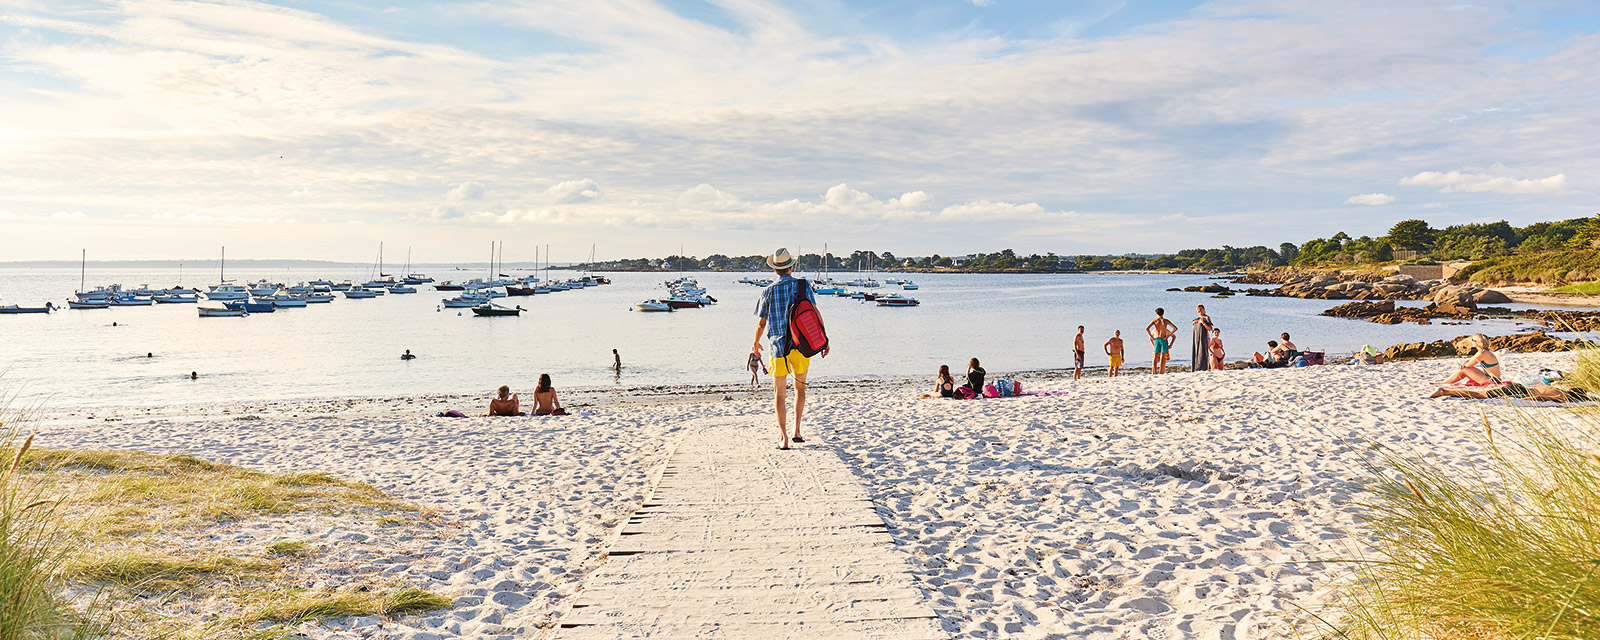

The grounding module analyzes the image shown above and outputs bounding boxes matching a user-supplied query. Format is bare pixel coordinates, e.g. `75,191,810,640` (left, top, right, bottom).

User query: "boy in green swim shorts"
1146,307,1177,375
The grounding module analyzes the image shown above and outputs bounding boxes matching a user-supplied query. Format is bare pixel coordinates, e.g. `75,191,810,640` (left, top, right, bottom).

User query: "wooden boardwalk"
558,418,946,639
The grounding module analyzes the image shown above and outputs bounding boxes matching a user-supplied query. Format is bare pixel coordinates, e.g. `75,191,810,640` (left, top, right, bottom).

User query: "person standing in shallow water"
1191,304,1214,372
753,248,828,450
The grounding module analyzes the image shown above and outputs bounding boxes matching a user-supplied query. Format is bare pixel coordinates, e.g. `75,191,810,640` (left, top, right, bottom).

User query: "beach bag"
955,385,976,400
1304,351,1325,365
787,280,829,357
1013,380,1023,395
992,377,1010,397
983,384,999,398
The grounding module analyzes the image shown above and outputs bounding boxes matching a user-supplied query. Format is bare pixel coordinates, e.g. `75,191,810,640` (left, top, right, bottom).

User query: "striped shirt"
754,275,815,354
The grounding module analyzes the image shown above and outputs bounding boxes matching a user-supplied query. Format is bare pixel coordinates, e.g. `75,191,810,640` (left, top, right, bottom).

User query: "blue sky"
0,0,1596,261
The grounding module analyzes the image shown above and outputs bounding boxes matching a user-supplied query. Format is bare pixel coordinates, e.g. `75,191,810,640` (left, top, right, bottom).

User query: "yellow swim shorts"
1110,354,1123,368
770,350,810,377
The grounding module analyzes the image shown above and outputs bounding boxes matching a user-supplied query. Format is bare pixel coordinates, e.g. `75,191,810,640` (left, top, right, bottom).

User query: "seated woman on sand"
489,385,522,416
1433,334,1501,387
1251,340,1283,368
959,358,986,399
533,374,568,416
935,365,955,398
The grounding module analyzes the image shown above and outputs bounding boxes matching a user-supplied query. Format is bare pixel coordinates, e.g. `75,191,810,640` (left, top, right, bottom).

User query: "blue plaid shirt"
755,275,815,354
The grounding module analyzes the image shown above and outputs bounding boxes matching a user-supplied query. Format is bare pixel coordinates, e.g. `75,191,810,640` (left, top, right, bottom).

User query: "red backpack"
788,281,829,357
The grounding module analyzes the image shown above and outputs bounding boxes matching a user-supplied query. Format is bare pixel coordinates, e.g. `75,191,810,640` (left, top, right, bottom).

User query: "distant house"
1058,258,1077,270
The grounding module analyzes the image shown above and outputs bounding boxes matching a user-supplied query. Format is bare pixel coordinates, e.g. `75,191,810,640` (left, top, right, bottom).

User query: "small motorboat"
205,285,250,301
404,274,434,284
198,306,247,317
309,279,334,287
876,294,920,307
665,298,704,309
305,293,335,303
153,293,199,303
387,284,417,294
505,286,537,297
901,281,919,290
107,294,154,307
343,286,381,299
434,282,465,291
634,300,673,312
67,299,109,310
812,285,844,295
470,303,524,317
441,295,485,308
246,281,280,297
0,302,54,314
331,281,354,291
268,295,308,308
225,301,276,313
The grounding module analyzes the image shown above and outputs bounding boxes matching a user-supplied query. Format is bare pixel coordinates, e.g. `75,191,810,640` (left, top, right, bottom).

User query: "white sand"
31,352,1576,639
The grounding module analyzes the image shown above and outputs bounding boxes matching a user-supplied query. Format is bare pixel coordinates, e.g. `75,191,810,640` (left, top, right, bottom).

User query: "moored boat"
107,294,154,307
470,302,524,317
205,285,250,301
0,302,54,314
153,293,199,303
434,282,465,291
67,299,109,310
634,300,673,312
225,301,276,313
305,293,336,303
876,294,920,307
343,286,381,299
198,306,247,317
901,281,919,290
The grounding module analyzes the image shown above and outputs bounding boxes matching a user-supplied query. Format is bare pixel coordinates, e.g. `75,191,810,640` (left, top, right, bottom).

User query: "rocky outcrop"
1321,299,1487,325
1382,330,1593,361
1218,271,1510,305
1182,283,1233,294
1322,300,1395,318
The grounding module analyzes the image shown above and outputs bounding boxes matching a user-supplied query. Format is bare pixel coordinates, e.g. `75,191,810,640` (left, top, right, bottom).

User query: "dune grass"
1331,403,1600,638
1548,281,1600,295
246,587,453,623
0,405,101,640
3,435,452,637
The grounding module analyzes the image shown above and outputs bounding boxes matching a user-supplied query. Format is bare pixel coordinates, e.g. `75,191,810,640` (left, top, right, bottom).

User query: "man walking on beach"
1147,308,1177,374
1105,330,1124,377
753,248,829,450
1073,326,1086,380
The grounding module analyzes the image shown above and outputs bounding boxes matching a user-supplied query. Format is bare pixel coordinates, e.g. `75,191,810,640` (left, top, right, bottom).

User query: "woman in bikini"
1432,334,1501,386
533,374,568,415
1208,327,1225,371
935,365,955,398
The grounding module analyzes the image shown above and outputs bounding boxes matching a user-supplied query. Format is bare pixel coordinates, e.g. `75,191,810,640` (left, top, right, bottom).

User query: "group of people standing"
1144,304,1224,374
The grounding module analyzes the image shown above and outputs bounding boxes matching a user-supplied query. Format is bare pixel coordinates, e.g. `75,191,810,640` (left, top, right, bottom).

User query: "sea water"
0,267,1562,409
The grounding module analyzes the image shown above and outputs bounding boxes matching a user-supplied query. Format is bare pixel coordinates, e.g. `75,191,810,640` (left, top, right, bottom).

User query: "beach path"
558,417,947,639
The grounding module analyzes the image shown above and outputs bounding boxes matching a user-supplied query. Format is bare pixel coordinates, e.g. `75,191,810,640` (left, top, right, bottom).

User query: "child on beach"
533,374,567,416
489,385,522,416
1104,331,1124,377
964,358,986,398
1209,328,1225,370
1073,326,1085,380
936,365,955,398
748,351,767,389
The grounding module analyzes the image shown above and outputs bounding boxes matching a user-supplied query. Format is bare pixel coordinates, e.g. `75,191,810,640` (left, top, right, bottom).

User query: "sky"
0,0,1597,262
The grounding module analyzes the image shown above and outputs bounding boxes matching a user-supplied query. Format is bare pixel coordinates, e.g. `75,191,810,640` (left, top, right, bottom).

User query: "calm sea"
0,267,1562,409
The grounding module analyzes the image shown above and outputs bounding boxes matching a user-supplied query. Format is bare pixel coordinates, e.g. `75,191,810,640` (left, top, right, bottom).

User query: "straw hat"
766,247,795,270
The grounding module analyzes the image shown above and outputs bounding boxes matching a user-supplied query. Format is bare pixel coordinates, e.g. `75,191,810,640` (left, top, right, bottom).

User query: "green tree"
1385,219,1436,251
1567,215,1600,250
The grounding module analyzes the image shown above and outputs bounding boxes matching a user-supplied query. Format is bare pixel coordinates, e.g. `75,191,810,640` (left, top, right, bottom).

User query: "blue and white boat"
206,285,250,301
198,306,246,317
343,286,381,299
153,293,199,303
225,301,275,313
107,294,153,307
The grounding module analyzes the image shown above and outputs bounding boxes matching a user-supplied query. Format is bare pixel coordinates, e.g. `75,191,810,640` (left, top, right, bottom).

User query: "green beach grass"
3,405,452,639
1329,387,1600,638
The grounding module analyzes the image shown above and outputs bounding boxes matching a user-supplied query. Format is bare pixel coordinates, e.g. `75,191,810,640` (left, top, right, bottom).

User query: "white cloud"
445,181,487,201
679,184,742,210
939,200,1048,219
1399,170,1566,195
544,179,601,204
1418,202,1447,209
1344,193,1395,205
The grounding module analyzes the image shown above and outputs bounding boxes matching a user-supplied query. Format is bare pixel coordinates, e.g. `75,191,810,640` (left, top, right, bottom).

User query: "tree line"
575,215,1600,273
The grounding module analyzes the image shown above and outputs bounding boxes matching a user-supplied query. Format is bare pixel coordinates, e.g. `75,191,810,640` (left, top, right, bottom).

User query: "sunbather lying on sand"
1430,381,1590,402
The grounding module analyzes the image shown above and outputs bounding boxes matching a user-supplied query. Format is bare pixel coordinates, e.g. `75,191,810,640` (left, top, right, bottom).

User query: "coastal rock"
1432,300,1477,315
1384,330,1592,360
1321,300,1394,318
1182,283,1232,294
1471,289,1513,304
1381,341,1457,360
1383,274,1417,285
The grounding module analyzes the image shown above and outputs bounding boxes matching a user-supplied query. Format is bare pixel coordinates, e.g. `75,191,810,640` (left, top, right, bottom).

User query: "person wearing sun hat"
753,247,829,450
